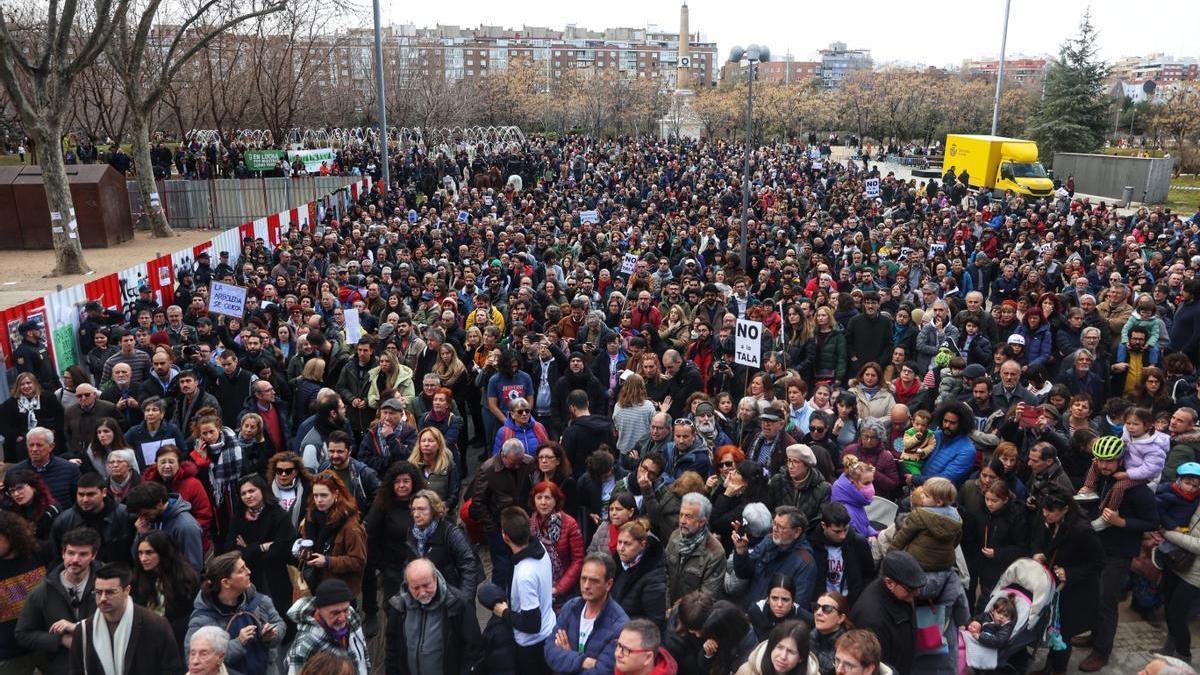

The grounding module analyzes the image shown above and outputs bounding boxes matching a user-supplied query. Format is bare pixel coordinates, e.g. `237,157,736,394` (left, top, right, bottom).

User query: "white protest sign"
344,308,363,343
621,253,638,275
207,281,246,318
865,178,880,198
580,210,599,224
735,319,763,368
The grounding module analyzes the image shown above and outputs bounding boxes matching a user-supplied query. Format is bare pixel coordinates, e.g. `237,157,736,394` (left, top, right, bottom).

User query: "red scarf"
1172,482,1199,502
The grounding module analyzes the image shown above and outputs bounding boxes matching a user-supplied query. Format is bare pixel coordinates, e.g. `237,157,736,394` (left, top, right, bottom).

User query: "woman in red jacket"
529,480,584,609
141,443,214,551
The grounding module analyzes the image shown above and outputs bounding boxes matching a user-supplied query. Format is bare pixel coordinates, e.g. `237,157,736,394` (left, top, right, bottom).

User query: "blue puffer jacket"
542,596,629,674
1017,321,1053,370
914,430,976,486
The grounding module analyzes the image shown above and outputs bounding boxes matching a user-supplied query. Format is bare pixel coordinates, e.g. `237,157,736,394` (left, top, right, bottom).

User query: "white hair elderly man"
663,492,724,604
11,426,80,507
472,436,533,590
188,625,232,675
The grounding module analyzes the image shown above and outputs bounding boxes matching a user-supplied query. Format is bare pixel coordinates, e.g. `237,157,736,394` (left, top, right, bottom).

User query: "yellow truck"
942,134,1054,198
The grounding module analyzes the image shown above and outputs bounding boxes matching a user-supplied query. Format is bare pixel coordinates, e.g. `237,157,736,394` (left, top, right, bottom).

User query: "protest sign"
735,319,763,368
621,253,638,275
344,308,363,344
208,282,246,318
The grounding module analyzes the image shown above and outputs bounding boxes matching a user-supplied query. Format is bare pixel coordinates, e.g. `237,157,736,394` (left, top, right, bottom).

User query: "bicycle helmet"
1091,435,1126,460
1176,462,1200,479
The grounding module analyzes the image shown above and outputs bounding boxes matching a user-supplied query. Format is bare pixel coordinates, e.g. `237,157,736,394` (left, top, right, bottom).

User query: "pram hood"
992,557,1056,619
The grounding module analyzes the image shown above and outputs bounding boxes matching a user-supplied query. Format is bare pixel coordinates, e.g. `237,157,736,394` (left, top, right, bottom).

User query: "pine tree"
1028,10,1110,165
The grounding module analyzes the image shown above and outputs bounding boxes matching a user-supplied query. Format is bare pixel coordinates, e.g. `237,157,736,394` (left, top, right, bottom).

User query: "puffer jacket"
609,534,668,630
891,505,963,572
663,528,725,604
849,381,897,424
184,587,285,675
142,460,214,551
733,535,818,610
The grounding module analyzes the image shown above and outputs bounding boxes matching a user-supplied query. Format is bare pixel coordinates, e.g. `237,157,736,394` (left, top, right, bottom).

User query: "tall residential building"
311,23,718,96
963,57,1049,85
818,42,872,88
1108,53,1198,84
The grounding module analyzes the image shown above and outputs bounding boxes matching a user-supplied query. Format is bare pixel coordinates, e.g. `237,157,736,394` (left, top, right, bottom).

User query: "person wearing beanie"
286,578,370,675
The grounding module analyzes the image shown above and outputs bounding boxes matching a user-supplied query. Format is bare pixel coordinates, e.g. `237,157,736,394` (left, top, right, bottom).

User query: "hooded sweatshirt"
155,496,205,572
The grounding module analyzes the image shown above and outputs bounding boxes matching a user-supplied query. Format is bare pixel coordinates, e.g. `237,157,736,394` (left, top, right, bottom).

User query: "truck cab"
993,142,1053,198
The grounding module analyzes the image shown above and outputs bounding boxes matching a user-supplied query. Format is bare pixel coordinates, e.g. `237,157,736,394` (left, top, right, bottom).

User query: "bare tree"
109,0,283,238
0,0,130,274
252,0,342,146
68,55,130,145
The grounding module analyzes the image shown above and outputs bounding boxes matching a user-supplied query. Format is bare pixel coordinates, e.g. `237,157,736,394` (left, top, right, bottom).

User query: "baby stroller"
963,558,1056,674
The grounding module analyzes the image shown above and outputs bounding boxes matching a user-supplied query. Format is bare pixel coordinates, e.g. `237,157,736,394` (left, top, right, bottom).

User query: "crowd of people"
3,133,1200,675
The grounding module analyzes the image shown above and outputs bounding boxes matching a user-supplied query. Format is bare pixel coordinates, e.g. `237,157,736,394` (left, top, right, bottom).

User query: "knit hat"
313,579,353,607
477,583,507,611
694,401,716,417
786,444,816,467
1007,334,1025,346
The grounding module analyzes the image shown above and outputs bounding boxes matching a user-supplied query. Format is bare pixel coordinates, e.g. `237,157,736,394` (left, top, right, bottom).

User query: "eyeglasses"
93,588,125,598
615,642,654,656
833,657,864,672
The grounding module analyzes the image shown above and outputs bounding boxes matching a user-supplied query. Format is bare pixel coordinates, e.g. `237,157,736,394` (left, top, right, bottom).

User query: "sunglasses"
718,461,736,469
673,418,694,427
810,425,826,433
511,408,530,414
276,467,296,475
814,603,839,615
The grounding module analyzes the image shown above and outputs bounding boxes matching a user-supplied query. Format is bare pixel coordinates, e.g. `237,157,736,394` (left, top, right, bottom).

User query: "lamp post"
372,0,390,191
728,44,770,270
990,0,1012,136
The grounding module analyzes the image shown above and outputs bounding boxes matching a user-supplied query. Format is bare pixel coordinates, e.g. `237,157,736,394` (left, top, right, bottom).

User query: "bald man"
385,559,483,675
63,383,118,457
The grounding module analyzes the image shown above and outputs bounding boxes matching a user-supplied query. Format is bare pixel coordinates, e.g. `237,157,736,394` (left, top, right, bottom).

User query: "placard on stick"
735,319,762,368
208,282,246,318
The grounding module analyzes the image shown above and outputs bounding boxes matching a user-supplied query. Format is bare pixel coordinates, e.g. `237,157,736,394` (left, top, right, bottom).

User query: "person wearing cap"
742,404,798,474
286,578,370,675
193,250,214,286
13,319,55,390
766,444,831,526
1071,435,1159,671
1157,463,1200,665
846,292,894,373
849,550,925,675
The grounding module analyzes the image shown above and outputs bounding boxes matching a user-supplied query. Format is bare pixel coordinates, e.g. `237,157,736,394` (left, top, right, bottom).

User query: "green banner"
52,324,76,371
245,149,285,172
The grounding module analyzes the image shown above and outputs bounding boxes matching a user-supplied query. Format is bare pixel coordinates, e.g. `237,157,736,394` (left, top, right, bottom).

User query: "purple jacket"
831,474,877,537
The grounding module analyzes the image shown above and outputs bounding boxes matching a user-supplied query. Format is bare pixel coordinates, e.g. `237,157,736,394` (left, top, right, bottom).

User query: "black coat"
69,604,182,675
1031,513,1104,637
225,504,297,625
962,499,1028,591
0,392,65,463
404,519,483,603
50,499,135,566
849,578,916,675
808,525,875,606
385,583,483,675
610,535,668,631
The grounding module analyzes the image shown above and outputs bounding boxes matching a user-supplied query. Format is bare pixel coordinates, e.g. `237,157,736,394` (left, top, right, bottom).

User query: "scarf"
17,395,39,430
607,522,620,558
244,503,265,521
532,511,565,579
412,520,439,557
676,524,709,559
1172,482,1200,502
193,433,243,507
87,596,134,675
316,612,351,650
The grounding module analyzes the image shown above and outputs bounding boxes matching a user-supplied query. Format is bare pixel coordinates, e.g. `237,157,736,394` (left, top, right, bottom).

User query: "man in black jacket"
808,502,875,606
1076,439,1160,672
849,551,924,675
15,528,101,673
209,351,256,430
559,389,616,480
50,474,134,566
662,349,703,420
845,292,893,373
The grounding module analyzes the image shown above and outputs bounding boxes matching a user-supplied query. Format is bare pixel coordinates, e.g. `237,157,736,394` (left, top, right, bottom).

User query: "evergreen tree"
1028,10,1109,164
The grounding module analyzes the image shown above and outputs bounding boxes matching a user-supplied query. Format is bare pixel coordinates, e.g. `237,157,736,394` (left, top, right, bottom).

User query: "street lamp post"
372,0,390,191
728,44,770,271
990,0,1012,136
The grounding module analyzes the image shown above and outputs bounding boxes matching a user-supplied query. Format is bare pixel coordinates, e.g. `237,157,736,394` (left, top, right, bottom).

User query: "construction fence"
126,176,366,230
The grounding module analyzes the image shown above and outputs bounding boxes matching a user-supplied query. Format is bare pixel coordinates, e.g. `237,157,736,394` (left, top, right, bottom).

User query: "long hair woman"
613,373,656,455
1,468,60,561
296,471,367,598
80,417,129,477
226,473,296,630
132,530,201,644
0,372,65,463
736,618,816,675
416,388,465,475
408,427,460,511
529,480,585,608
365,461,427,602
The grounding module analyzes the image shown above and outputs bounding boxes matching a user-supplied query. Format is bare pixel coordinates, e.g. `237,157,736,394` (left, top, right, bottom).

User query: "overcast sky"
380,0,1196,68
